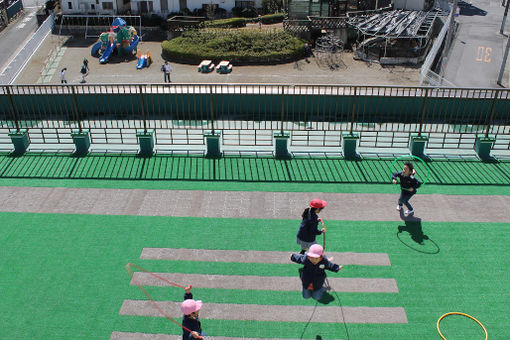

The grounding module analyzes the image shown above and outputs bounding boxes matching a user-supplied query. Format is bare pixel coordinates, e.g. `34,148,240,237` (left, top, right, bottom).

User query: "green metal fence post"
475,90,499,161
204,85,222,158
70,86,90,156
136,85,154,157
6,86,30,155
410,87,430,160
343,86,360,159
274,85,291,159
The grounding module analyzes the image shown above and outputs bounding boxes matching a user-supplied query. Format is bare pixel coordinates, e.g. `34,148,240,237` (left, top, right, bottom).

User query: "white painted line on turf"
140,248,391,266
119,300,408,324
110,332,314,340
131,272,399,293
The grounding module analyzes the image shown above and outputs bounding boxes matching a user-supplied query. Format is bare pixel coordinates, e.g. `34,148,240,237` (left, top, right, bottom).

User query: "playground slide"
136,56,145,69
91,41,102,57
123,35,140,54
99,42,115,64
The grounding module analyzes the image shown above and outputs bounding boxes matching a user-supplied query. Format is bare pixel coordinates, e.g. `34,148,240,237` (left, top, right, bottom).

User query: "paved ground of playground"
0,152,509,339
14,32,421,86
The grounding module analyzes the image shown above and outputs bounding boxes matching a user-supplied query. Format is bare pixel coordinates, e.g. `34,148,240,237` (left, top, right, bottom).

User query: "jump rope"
125,263,203,340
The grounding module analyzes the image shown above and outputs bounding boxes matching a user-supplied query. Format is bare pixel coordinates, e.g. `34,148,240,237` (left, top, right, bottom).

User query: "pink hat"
309,199,327,209
181,299,203,315
306,244,324,258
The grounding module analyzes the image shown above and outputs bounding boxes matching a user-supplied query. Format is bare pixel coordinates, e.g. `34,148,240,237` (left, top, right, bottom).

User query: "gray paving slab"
140,248,391,266
0,186,509,222
131,272,399,293
110,332,312,340
119,300,408,324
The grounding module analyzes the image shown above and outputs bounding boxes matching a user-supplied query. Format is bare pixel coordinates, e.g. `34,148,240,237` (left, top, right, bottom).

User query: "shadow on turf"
397,212,440,254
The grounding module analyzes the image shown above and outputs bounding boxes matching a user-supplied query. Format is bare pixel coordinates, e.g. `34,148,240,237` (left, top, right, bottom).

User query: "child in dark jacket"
181,285,204,339
296,199,327,254
291,244,342,300
392,162,421,216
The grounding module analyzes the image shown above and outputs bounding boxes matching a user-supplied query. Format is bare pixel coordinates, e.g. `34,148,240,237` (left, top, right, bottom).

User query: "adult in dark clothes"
291,244,343,300
392,162,422,215
181,285,204,339
297,199,327,254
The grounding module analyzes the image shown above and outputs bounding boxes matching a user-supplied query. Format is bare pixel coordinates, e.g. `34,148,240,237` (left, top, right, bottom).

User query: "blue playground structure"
91,18,140,64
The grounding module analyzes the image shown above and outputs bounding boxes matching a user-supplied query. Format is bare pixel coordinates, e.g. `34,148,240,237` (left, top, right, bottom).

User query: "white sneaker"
405,209,414,215
396,205,402,211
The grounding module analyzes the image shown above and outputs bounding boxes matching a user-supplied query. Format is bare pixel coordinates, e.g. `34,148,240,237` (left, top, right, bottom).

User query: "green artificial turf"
0,152,510,195
1,212,509,339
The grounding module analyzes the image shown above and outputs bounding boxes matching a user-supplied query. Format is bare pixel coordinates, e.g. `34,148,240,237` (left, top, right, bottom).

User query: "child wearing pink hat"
181,285,204,339
296,199,327,254
291,244,342,301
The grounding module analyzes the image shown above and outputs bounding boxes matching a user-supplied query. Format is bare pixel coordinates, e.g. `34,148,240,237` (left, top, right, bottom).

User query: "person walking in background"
163,61,173,83
291,244,343,301
60,68,67,84
257,14,262,28
304,43,314,63
80,63,88,83
392,162,421,216
296,199,327,254
181,285,205,339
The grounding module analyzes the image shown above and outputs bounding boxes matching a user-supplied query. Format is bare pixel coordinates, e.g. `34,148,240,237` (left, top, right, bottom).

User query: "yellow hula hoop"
437,312,488,340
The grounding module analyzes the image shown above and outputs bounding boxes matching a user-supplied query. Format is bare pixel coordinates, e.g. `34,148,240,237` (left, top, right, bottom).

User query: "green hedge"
202,17,246,28
162,29,305,65
261,13,285,24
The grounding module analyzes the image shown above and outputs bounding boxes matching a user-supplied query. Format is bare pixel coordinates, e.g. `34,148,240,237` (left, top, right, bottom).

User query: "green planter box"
342,132,360,160
204,130,222,159
274,131,291,159
409,134,429,160
8,129,30,155
136,129,154,157
474,135,496,161
71,129,90,156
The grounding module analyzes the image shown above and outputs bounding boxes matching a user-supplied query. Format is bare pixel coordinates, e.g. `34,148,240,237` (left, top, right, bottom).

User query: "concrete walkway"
0,186,508,222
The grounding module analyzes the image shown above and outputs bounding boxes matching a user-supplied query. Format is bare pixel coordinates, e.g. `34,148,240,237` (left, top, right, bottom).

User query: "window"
235,1,255,8
160,0,168,11
102,1,113,9
68,2,72,9
91,4,95,9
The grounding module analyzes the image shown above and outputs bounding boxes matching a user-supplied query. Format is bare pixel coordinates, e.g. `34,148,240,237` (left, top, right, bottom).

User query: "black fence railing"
0,84,509,153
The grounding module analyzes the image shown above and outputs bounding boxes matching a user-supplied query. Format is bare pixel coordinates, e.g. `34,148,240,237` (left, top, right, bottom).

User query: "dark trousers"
164,72,171,83
398,191,415,210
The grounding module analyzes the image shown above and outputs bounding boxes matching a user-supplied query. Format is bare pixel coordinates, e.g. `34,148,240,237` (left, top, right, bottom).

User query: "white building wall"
62,0,264,15
61,0,118,14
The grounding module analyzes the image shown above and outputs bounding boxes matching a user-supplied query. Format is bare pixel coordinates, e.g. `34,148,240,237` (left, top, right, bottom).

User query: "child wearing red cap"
181,285,204,339
296,199,327,254
291,244,342,300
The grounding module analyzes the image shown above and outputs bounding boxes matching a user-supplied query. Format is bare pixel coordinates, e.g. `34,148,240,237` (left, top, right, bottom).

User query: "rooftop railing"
0,83,509,154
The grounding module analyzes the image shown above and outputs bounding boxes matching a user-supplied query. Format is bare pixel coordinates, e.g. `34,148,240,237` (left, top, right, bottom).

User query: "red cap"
309,199,327,209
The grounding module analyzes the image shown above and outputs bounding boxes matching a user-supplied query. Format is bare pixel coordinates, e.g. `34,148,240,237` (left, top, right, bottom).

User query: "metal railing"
0,83,509,153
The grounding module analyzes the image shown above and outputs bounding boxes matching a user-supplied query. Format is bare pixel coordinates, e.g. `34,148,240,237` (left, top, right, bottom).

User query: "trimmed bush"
162,29,305,65
202,17,246,28
261,13,285,24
